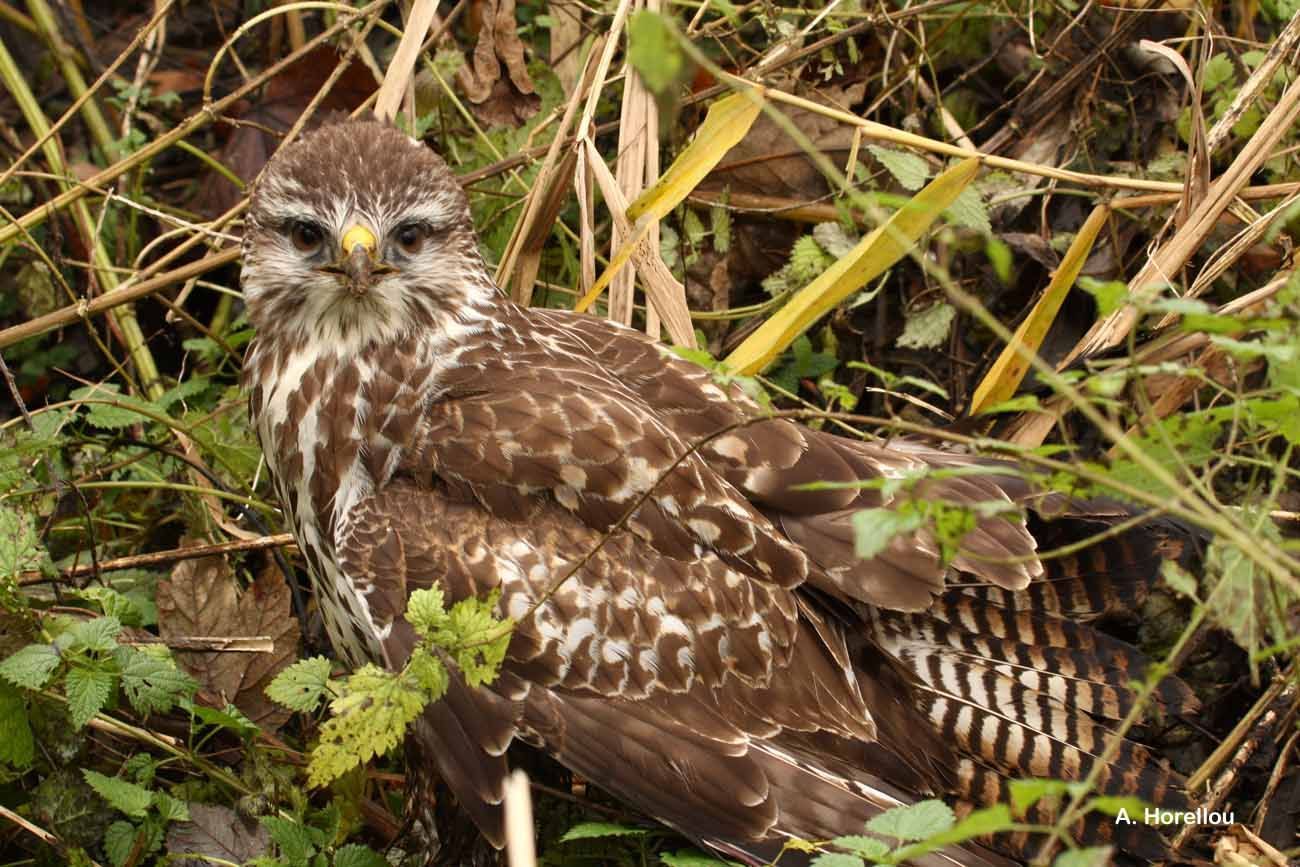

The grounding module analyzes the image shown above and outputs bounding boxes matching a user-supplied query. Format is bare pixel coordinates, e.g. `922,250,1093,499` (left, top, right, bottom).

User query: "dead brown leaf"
167,803,270,866
455,0,541,127
156,553,298,731
197,47,379,217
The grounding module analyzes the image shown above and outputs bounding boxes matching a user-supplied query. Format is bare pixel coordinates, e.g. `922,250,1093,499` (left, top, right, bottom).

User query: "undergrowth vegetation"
0,0,1297,865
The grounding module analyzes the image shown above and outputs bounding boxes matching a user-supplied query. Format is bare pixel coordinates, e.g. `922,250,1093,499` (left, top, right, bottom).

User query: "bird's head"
241,119,496,349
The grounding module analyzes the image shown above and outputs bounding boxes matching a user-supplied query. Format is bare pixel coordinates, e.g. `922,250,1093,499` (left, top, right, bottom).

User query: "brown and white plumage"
241,119,1195,865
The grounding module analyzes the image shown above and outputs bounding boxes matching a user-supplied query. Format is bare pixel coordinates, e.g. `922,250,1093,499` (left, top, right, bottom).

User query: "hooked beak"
326,224,394,296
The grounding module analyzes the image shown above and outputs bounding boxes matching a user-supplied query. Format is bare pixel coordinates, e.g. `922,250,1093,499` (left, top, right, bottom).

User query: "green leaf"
104,820,139,867
865,800,955,842
82,769,153,818
830,834,890,859
1078,277,1128,317
1009,779,1070,814
68,616,123,653
154,792,190,823
187,701,260,738
117,646,195,714
0,502,51,579
333,843,389,867
560,821,649,842
406,648,449,698
985,236,1012,284
869,145,929,191
944,185,990,233
441,593,511,688
307,665,427,788
260,815,315,866
0,644,61,689
1202,53,1234,92
265,656,334,712
1052,846,1113,867
852,508,926,561
628,10,685,94
1161,560,1199,600
809,855,866,867
660,852,739,867
405,588,449,639
70,384,161,429
896,302,956,350
1086,796,1147,818
0,682,34,767
66,664,115,728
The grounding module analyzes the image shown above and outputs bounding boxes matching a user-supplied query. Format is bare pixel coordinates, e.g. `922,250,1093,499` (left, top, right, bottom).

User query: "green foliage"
267,588,512,788
769,335,839,392
628,11,686,94
896,302,956,350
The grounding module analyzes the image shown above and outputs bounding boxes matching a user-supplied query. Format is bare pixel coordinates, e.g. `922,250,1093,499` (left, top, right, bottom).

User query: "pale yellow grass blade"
625,88,763,222
724,157,981,375
969,203,1109,414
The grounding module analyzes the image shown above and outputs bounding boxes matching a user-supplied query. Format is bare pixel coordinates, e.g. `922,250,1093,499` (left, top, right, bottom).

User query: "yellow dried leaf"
969,204,1109,414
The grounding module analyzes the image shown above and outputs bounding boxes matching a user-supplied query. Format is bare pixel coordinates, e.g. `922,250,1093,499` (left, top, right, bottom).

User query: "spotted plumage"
241,119,1195,866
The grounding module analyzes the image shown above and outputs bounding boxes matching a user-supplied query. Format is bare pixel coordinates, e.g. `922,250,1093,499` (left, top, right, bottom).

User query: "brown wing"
334,482,1005,864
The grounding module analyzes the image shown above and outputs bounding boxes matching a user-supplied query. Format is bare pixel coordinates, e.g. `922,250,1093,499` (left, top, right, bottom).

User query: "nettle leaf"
333,843,389,867
66,664,116,728
945,186,990,233
831,834,890,859
809,854,866,867
0,643,61,689
0,682,34,767
406,648,450,697
896,302,956,350
68,616,123,653
0,502,51,579
560,821,649,842
852,508,926,561
866,800,955,842
1078,277,1128,317
117,646,196,714
442,593,511,688
104,820,139,867
265,656,334,712
660,852,739,867
869,145,929,191
406,587,449,638
1052,846,1113,867
83,769,153,818
154,791,189,823
260,815,315,865
308,665,427,788
69,383,162,429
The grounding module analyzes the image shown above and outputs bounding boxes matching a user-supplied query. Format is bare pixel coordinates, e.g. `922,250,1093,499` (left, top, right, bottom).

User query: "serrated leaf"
0,502,50,579
104,820,139,867
1052,846,1113,867
0,643,61,689
405,587,448,639
560,821,649,842
66,664,115,728
307,665,427,788
260,815,314,865
0,682,34,767
118,647,196,714
70,384,161,429
866,800,955,842
830,834,890,859
945,185,990,233
809,854,866,867
333,843,388,867
896,302,956,350
852,508,926,561
68,616,123,653
265,656,334,712
660,851,739,867
187,701,260,738
154,792,190,823
406,648,449,697
726,158,981,374
869,145,929,190
1009,779,1070,814
83,769,153,818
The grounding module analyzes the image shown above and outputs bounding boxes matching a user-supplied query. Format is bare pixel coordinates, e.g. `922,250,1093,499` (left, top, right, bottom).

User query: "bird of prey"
241,119,1196,866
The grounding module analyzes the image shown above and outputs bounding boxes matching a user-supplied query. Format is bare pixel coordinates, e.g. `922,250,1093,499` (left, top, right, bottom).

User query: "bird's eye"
289,221,324,254
395,222,431,255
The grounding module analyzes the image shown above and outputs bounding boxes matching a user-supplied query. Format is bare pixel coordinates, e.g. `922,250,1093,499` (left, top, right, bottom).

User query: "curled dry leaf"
156,552,299,731
456,0,541,127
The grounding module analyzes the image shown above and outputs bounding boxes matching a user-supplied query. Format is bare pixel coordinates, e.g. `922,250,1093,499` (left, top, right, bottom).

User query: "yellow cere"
341,224,377,255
